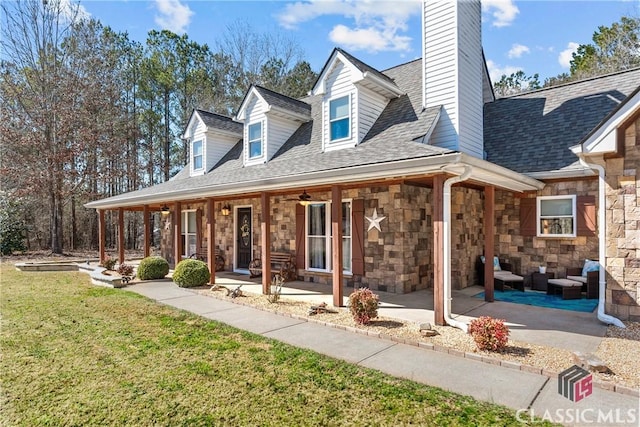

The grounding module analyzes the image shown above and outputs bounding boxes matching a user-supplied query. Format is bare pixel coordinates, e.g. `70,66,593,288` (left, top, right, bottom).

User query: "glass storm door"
236,207,252,269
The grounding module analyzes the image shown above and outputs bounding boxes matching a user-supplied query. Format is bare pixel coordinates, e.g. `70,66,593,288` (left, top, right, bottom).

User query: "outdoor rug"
475,289,598,313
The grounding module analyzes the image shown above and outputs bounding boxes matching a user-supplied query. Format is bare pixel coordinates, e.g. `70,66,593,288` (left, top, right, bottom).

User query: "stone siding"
493,181,599,280
603,117,640,321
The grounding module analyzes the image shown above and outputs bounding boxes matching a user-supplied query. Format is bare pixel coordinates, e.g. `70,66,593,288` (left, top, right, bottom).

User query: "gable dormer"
311,48,404,152
235,85,311,166
183,110,243,176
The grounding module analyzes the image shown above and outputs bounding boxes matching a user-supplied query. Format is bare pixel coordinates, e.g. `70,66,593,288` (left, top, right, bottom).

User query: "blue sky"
79,0,639,83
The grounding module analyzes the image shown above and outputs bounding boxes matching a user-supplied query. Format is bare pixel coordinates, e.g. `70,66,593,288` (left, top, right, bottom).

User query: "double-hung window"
307,201,352,272
537,196,576,237
182,210,197,258
329,95,350,141
248,122,262,158
192,140,203,170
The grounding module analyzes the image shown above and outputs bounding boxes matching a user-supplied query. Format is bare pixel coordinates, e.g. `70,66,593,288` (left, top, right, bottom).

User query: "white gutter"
577,157,625,328
442,165,473,332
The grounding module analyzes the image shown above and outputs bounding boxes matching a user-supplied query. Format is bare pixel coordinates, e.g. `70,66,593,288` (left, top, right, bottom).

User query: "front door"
236,207,252,269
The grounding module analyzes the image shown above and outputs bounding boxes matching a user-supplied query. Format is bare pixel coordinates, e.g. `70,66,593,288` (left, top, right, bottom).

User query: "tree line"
0,0,317,255
1,0,638,255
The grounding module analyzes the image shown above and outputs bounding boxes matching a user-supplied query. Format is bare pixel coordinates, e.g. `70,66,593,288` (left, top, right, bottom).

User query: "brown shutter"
577,195,596,236
520,198,536,236
351,199,365,275
196,208,203,253
295,203,305,269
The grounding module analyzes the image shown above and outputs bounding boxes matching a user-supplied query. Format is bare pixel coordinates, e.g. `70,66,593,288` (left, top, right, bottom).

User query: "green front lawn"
0,264,553,426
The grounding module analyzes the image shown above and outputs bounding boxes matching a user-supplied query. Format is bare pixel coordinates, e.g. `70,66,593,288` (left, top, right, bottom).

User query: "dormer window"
192,140,203,170
248,122,262,158
329,95,350,141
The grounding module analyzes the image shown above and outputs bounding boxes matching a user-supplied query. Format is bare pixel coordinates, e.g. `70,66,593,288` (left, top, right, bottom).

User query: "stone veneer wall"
493,181,599,280
160,183,486,293
603,116,640,321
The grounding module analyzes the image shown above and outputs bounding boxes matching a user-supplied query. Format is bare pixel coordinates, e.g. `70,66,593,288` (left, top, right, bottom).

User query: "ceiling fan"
285,190,314,205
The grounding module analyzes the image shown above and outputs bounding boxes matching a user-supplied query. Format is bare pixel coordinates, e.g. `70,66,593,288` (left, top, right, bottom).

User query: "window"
306,201,352,272
248,122,262,158
192,140,203,170
537,196,576,237
182,210,197,257
329,95,350,141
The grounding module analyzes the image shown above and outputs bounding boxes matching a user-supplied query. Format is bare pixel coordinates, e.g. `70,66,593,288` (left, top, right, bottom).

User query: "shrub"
173,259,210,288
348,288,379,325
117,263,134,277
468,316,510,352
101,256,116,271
137,256,169,280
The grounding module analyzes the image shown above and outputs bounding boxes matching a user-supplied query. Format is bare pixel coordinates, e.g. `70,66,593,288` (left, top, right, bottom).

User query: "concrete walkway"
127,280,638,426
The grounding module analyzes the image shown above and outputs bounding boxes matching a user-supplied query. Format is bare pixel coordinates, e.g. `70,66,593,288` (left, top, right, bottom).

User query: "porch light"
160,205,170,217
221,203,231,216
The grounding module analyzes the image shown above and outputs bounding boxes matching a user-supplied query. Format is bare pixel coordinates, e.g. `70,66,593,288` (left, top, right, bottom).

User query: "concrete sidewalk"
127,280,638,426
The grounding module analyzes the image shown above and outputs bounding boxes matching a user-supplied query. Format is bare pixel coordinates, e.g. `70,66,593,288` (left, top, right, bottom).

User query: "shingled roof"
87,58,456,208
195,109,243,134
484,68,640,175
251,85,311,118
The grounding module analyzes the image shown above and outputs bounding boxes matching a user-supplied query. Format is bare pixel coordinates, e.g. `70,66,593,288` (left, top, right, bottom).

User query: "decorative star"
365,208,386,232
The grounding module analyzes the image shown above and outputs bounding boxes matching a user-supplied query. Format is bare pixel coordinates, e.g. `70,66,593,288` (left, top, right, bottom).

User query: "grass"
0,264,556,426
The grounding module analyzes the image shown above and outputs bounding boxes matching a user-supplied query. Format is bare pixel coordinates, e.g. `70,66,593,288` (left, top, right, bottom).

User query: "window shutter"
520,198,536,236
295,204,305,269
351,199,365,275
577,195,596,236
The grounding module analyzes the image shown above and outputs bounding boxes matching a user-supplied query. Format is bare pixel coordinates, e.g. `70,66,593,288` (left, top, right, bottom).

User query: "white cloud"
55,0,90,23
154,0,193,34
482,0,519,27
486,59,521,83
277,0,420,53
558,42,580,69
508,43,529,59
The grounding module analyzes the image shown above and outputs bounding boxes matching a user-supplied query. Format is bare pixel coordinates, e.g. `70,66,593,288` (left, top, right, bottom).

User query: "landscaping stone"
573,351,609,373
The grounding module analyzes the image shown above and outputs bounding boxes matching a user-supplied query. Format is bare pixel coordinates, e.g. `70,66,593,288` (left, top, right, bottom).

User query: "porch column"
433,174,445,326
331,185,344,307
173,201,182,268
207,198,216,285
261,192,271,295
118,208,125,265
98,209,105,263
143,205,151,258
484,186,495,302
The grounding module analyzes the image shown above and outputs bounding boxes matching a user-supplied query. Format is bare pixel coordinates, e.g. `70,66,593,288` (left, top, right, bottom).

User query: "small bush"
117,263,134,277
468,316,510,352
101,256,116,271
348,288,379,325
137,256,169,280
173,259,210,288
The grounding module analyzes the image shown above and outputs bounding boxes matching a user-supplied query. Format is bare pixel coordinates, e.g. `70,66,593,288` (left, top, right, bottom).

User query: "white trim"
233,205,253,274
305,200,352,274
191,139,204,174
182,209,198,258
328,94,351,143
536,195,577,238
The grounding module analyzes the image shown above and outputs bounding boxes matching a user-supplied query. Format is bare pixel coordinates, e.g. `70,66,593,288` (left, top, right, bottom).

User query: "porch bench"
566,267,599,299
189,249,225,272
248,252,296,282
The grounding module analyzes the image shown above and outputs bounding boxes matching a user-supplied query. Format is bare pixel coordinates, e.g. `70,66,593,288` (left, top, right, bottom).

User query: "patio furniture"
248,251,297,282
547,278,583,300
530,272,554,291
566,267,599,299
494,271,525,291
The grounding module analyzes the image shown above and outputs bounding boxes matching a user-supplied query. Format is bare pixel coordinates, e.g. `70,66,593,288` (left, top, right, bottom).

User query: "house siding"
423,0,483,158
604,116,640,321
357,86,389,143
323,60,356,151
266,115,300,161
205,133,239,172
244,98,266,165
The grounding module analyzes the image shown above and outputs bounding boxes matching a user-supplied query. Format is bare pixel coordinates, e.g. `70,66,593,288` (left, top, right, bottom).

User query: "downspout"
442,165,472,332
578,157,625,328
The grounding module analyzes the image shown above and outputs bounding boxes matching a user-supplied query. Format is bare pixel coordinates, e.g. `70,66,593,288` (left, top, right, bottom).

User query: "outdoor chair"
476,255,524,291
565,259,599,299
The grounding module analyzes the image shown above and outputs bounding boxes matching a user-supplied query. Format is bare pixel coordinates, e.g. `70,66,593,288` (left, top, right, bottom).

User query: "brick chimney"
422,0,484,158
